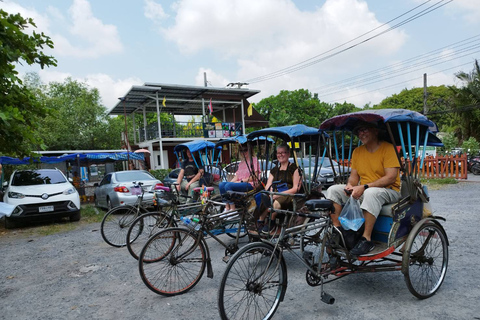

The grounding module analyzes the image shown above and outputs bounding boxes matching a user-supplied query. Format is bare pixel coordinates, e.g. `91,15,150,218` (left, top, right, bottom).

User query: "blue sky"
3,0,480,111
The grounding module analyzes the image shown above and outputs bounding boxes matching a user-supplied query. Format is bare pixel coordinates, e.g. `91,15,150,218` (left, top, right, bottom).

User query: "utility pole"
423,73,428,115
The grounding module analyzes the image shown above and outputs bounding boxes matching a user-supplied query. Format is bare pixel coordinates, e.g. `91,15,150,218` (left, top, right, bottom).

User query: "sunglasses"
276,151,288,155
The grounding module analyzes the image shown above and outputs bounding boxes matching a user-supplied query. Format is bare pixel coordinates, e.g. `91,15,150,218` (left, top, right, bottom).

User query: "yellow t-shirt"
351,141,400,192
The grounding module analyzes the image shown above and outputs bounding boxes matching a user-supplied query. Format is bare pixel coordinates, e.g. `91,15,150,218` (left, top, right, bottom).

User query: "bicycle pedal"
222,256,230,264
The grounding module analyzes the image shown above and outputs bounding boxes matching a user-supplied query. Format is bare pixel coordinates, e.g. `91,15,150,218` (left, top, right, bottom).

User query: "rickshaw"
136,136,266,296
217,110,448,320
124,139,223,259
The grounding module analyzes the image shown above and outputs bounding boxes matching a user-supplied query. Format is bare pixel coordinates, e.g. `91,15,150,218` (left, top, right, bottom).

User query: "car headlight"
63,187,77,195
8,191,25,199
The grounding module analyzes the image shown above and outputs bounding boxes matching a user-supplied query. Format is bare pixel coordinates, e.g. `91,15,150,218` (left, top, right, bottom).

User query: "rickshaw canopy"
173,140,220,154
247,124,328,142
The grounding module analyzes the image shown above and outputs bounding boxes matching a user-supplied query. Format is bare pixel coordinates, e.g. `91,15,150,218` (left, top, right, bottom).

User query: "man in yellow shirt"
326,121,401,255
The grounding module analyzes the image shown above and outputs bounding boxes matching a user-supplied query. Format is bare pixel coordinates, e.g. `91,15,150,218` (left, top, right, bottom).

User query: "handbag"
339,195,365,231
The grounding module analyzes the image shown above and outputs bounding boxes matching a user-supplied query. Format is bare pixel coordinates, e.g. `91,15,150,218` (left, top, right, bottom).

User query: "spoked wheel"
101,205,144,247
218,242,287,320
139,227,207,296
126,211,175,260
403,220,448,299
299,217,327,257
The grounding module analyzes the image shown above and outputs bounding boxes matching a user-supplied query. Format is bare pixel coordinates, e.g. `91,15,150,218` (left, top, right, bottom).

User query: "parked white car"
3,168,81,228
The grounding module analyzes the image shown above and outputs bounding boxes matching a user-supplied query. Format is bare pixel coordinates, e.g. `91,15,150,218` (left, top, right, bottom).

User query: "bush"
149,169,171,182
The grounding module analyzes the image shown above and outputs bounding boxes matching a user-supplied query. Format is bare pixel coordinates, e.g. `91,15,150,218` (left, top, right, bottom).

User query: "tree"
32,77,124,150
374,85,456,131
449,60,480,142
461,137,479,156
253,89,333,128
0,9,57,157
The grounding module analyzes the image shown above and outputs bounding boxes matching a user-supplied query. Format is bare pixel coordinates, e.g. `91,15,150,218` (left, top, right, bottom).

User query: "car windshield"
115,171,155,182
11,170,66,186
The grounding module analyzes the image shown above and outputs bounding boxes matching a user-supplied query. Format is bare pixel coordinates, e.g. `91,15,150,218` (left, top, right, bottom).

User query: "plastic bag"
339,196,365,231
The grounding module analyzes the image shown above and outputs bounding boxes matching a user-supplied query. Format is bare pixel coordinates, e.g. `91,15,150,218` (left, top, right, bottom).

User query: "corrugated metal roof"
109,83,261,116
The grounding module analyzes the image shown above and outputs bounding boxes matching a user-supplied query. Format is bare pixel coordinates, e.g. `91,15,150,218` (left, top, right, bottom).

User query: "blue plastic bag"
339,196,365,231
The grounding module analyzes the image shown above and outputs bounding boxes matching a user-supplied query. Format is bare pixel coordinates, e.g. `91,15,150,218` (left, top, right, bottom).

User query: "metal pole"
156,91,165,169
119,97,130,169
240,100,246,135
423,73,428,115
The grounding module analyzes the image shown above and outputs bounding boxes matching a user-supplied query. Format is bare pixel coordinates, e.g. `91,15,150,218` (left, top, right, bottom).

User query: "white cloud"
38,70,141,110
3,0,123,59
144,0,169,23
447,0,480,23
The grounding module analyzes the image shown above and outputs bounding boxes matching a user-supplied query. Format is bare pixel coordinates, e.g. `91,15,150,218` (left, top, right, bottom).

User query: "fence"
338,154,468,179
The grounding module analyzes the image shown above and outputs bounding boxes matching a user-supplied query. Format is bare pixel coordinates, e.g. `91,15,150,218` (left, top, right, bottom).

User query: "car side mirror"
2,181,7,187
68,177,73,183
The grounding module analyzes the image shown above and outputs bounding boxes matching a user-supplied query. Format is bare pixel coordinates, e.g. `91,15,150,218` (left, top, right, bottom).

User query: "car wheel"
107,198,113,211
94,195,100,207
5,218,20,229
70,211,81,222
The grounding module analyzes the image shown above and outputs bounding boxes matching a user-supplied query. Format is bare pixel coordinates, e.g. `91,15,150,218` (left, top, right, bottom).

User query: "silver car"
93,170,163,210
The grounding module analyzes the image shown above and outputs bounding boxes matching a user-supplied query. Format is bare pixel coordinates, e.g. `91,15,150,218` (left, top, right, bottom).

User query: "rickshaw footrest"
321,292,335,305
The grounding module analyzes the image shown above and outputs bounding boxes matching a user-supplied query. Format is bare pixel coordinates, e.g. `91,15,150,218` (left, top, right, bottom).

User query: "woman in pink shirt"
219,145,260,213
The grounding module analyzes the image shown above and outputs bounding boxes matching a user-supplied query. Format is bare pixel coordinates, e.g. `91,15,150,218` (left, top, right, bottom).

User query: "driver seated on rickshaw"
326,121,401,255
257,143,301,235
175,148,204,203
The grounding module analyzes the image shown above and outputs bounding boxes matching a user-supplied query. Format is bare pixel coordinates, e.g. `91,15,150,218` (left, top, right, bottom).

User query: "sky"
3,0,480,113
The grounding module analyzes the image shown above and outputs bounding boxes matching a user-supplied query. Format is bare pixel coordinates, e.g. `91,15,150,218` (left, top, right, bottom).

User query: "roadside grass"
421,177,458,190
0,204,105,237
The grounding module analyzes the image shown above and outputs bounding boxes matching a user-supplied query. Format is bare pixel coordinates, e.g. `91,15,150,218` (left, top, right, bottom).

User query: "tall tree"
253,89,333,128
449,60,480,142
0,9,57,157
36,78,123,150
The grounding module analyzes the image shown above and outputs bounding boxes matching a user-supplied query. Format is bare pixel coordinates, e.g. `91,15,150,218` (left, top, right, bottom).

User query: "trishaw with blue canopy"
217,110,449,320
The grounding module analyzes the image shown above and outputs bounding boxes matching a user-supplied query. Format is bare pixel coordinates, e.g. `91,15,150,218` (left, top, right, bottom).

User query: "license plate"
327,178,334,182
39,205,54,213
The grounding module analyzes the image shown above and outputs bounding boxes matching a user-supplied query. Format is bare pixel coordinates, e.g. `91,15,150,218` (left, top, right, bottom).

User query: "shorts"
326,184,400,218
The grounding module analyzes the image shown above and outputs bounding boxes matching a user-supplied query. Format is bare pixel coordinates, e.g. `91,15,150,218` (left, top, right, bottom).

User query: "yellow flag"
162,96,166,107
247,103,252,116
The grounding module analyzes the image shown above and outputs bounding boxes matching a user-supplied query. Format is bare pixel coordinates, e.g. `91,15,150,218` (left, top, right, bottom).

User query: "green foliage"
0,10,57,157
253,89,359,128
32,77,123,150
461,137,480,155
374,85,456,131
441,132,458,152
149,169,171,182
449,60,480,142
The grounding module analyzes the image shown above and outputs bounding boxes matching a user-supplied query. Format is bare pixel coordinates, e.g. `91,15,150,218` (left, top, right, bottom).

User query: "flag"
209,98,213,115
162,96,166,107
247,103,253,117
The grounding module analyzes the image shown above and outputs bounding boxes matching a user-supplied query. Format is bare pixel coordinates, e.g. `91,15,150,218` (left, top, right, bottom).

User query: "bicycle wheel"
403,221,448,299
126,211,175,260
218,242,287,320
101,205,141,247
139,227,207,296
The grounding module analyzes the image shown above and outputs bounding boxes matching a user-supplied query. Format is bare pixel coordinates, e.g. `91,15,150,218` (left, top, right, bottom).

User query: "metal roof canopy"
109,82,261,116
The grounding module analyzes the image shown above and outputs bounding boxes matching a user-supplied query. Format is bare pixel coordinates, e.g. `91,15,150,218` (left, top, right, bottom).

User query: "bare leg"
331,202,342,227
362,211,376,241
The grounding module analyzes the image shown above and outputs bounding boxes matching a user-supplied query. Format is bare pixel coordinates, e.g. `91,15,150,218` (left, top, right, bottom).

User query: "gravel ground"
1,174,480,320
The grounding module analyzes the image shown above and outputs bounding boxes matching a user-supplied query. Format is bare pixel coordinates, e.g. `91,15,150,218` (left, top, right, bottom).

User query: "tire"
218,242,287,320
107,198,113,211
100,205,139,247
5,218,20,229
126,211,175,260
139,227,207,296
69,211,81,222
403,220,448,299
299,217,327,258
471,163,480,175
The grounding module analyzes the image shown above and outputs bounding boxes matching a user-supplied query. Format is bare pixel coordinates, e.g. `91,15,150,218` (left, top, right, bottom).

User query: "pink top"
235,157,260,186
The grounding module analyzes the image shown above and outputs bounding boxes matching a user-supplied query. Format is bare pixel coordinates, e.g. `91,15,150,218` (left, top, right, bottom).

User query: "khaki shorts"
326,184,400,218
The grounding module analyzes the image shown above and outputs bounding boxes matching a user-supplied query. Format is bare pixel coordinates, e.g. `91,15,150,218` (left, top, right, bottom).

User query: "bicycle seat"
305,199,334,211
154,185,171,192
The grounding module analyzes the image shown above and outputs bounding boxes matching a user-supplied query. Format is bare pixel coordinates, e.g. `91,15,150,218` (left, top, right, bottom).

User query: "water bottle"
180,216,201,231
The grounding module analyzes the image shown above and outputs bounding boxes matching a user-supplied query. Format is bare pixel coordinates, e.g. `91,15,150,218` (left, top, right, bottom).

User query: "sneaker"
256,220,265,233
350,237,375,256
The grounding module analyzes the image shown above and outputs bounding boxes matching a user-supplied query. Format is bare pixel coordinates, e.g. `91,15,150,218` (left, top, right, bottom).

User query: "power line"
326,61,475,104
243,0,452,84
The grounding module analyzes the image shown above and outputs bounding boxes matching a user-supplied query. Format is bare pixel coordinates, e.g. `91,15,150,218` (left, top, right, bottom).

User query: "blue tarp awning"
0,152,144,165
